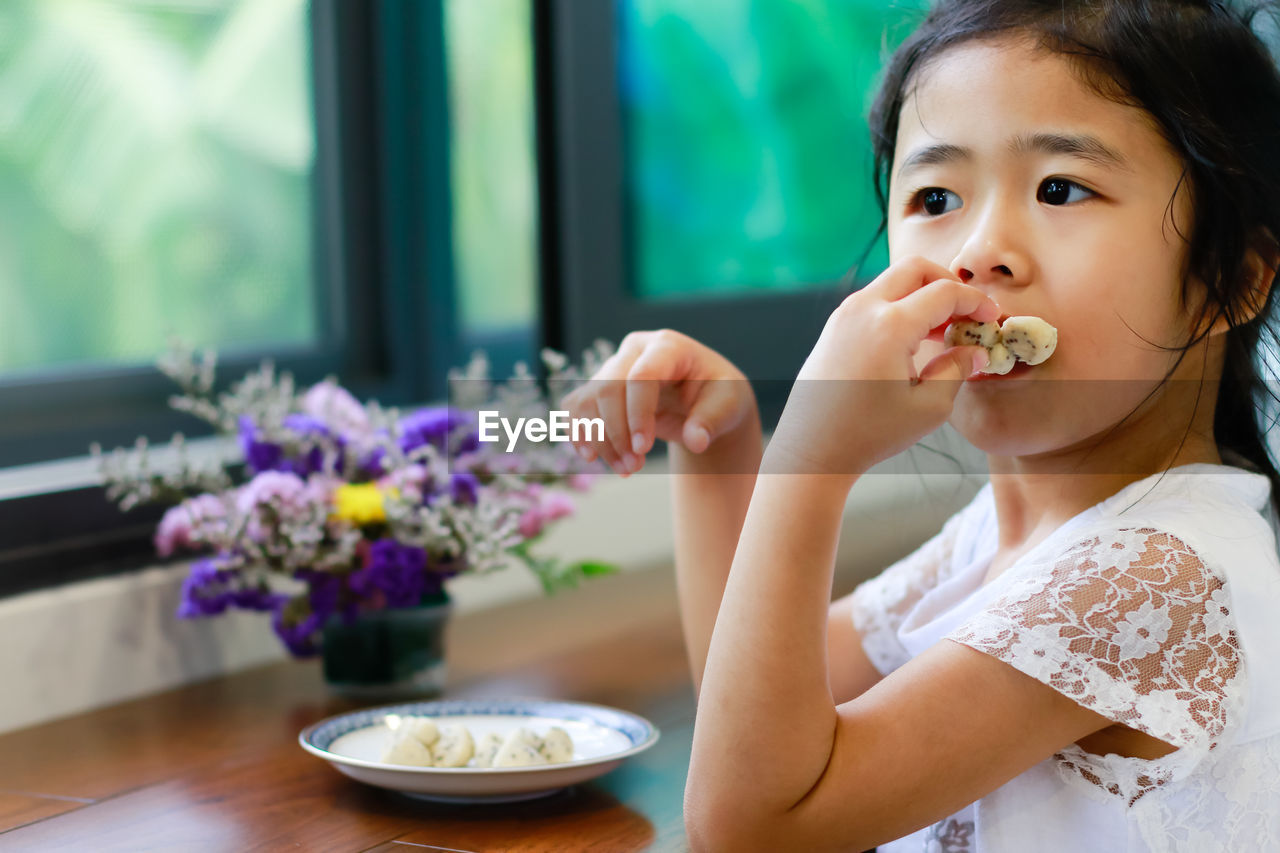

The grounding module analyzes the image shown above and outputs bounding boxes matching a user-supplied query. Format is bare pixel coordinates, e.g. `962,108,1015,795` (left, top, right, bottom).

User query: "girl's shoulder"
1077,462,1277,570
945,466,1280,755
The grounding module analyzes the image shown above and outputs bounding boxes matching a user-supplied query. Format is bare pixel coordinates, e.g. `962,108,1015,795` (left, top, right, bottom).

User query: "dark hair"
859,0,1280,499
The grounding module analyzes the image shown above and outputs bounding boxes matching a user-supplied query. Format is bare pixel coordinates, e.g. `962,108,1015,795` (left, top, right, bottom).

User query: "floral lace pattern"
922,815,975,852
944,527,1246,807
1134,730,1280,852
849,512,968,675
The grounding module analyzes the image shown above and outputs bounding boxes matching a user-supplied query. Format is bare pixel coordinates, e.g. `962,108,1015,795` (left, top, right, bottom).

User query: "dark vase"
320,592,452,701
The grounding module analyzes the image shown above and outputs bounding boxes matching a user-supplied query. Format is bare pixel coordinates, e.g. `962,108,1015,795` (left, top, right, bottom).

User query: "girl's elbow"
685,786,872,852
684,782,736,851
683,787,783,852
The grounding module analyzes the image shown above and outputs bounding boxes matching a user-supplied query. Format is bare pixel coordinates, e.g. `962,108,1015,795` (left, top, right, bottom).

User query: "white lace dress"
848,463,1280,853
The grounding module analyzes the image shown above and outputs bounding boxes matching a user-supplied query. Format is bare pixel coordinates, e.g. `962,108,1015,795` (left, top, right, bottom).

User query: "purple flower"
177,558,287,619
239,414,345,477
239,415,285,474
282,413,344,475
359,443,389,478
399,407,479,457
449,471,479,505
228,587,288,611
349,539,431,607
176,558,236,617
270,569,353,657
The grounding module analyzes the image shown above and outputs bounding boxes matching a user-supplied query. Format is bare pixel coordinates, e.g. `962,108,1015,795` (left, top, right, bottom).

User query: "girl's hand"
559,329,757,476
766,255,1000,480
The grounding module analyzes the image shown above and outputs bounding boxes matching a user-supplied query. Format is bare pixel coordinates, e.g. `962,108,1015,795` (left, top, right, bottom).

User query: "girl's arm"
683,257,1117,851
561,328,885,702
669,406,762,697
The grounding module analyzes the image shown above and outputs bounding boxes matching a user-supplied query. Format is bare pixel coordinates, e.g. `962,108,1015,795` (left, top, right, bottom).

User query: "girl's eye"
1038,178,1095,205
907,187,961,217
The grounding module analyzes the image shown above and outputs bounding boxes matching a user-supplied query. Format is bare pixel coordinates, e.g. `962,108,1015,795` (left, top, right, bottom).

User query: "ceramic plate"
299,697,661,803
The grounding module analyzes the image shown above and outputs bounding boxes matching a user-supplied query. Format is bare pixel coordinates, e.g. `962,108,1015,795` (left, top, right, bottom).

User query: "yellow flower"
332,483,390,526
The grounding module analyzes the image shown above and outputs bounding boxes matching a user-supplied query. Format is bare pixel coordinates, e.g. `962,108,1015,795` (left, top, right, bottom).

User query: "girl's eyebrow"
896,132,1134,181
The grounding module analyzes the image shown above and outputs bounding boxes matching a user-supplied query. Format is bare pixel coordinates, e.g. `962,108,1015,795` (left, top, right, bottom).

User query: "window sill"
0,433,987,735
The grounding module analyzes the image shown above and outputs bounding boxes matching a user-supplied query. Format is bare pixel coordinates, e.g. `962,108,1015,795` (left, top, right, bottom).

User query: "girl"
562,1,1280,849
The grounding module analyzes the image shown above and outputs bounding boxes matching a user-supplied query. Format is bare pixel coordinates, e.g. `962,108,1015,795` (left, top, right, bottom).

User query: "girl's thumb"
917,346,988,385
681,380,747,453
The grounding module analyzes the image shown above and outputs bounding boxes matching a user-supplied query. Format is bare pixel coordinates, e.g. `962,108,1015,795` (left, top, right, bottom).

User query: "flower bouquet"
94,340,619,661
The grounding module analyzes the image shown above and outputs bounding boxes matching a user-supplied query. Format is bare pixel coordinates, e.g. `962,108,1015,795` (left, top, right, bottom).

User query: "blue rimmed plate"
299,697,661,803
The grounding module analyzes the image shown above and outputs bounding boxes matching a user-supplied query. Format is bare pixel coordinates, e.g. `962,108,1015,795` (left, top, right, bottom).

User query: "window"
540,0,926,427
3,0,927,595
0,0,542,595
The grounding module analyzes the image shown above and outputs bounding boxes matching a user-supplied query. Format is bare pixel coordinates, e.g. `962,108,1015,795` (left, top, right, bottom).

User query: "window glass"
445,0,537,335
618,0,926,300
0,0,316,378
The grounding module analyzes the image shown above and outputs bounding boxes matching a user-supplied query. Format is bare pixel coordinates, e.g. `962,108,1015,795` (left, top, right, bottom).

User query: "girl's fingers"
625,337,691,457
895,278,1001,345
563,391,597,460
917,344,989,385
594,378,638,474
680,378,748,454
864,254,963,301
576,393,626,473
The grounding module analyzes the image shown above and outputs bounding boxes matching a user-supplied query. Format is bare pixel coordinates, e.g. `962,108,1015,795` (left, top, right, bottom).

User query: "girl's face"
889,36,1218,465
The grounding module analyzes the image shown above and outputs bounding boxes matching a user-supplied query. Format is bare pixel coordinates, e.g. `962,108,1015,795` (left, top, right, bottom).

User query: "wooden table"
0,570,699,852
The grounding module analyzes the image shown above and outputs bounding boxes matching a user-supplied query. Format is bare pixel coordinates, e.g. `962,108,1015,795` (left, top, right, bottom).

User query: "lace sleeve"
848,513,966,676
943,527,1244,758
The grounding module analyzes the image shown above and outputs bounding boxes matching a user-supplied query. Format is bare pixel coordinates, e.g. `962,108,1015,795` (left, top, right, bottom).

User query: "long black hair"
859,0,1280,498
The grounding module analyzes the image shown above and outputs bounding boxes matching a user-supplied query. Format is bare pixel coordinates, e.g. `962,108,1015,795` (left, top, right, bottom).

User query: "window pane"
444,0,537,335
619,0,925,300
0,0,316,378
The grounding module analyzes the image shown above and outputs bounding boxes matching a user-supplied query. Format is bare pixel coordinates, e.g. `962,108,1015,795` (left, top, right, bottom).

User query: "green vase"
320,593,452,701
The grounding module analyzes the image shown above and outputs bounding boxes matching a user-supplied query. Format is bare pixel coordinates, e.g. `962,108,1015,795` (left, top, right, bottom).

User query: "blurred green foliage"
0,0,315,376
445,0,537,333
621,0,926,299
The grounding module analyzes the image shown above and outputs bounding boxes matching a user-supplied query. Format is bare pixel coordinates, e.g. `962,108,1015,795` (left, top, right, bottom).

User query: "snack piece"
402,716,440,747
539,726,575,763
431,723,476,768
492,727,550,767
997,316,1058,365
473,732,505,768
982,341,1017,375
942,315,1058,374
381,730,436,766
943,319,1000,350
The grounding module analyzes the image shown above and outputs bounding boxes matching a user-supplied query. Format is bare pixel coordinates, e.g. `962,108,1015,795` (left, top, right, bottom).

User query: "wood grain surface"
0,567,698,852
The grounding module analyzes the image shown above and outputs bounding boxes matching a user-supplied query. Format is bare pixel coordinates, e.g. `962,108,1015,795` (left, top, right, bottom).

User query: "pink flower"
518,507,546,539
154,494,227,557
236,471,308,513
567,472,598,491
544,492,575,521
377,463,430,501
301,380,369,433
516,489,574,539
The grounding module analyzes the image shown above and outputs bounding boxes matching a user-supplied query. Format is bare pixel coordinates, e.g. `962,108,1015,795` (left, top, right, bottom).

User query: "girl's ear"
1205,231,1280,337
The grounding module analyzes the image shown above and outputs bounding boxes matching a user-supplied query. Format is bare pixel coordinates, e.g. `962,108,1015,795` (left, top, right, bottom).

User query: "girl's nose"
954,263,1012,284
949,202,1032,287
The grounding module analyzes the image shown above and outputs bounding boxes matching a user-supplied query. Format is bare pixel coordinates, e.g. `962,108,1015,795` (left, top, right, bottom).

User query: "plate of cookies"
299,697,660,803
